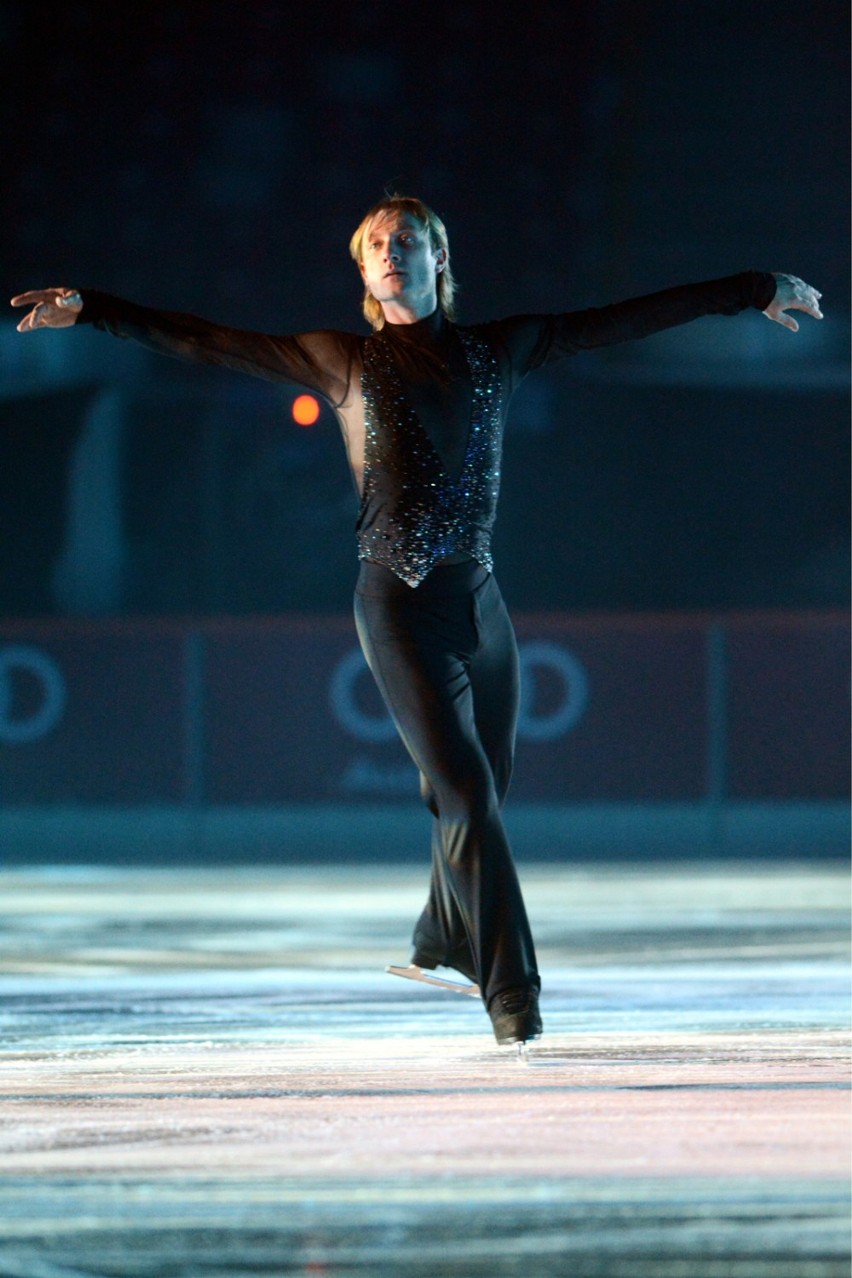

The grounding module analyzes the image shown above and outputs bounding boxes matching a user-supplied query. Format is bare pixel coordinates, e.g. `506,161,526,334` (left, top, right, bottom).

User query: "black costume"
78,270,777,1041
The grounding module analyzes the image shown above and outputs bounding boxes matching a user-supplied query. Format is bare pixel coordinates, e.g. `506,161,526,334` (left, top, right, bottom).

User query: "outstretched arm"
10,287,354,404
499,270,825,376
763,272,823,332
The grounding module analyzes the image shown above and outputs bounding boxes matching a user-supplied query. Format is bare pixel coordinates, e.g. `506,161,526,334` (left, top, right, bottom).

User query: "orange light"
292,394,320,427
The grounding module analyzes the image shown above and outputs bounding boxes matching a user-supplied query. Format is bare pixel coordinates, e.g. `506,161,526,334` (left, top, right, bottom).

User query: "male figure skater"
12,195,822,1049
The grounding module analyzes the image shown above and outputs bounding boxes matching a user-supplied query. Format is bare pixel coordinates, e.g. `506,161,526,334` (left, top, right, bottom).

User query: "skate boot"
488,986,542,1048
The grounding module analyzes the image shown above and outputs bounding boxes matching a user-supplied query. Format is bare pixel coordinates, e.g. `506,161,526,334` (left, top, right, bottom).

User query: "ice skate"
488,986,542,1048
385,964,480,998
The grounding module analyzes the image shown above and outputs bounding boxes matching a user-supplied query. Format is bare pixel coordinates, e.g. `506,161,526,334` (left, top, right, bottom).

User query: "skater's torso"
79,273,775,584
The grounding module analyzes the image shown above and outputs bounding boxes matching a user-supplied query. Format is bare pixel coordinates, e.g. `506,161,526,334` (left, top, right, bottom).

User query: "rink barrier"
0,610,847,805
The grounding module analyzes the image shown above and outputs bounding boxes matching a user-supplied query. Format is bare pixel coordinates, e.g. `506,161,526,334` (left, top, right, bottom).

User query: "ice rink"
1,859,849,1277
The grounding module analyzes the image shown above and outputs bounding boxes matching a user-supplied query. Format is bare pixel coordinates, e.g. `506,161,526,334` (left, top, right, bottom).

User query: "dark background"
2,0,848,618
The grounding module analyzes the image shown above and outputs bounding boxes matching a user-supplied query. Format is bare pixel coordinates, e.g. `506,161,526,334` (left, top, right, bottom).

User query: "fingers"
10,288,82,333
16,305,42,333
766,308,801,332
10,288,81,308
764,273,824,331
16,300,57,332
792,278,823,317
796,283,823,320
785,297,823,321
10,291,48,308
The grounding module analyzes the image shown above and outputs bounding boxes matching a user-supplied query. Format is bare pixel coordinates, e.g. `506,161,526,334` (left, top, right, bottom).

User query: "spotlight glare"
292,394,321,427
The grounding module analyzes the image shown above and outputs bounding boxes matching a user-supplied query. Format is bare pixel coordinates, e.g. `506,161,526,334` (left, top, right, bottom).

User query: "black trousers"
354,558,540,1008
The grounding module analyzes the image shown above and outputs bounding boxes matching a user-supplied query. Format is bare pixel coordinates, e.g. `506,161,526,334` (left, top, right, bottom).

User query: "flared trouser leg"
413,811,478,983
353,564,539,1007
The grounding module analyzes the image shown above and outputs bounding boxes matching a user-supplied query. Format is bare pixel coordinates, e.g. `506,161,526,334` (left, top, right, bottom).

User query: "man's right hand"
10,289,83,332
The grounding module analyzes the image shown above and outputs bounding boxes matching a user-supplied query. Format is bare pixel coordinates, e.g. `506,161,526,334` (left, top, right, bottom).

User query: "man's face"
359,212,446,317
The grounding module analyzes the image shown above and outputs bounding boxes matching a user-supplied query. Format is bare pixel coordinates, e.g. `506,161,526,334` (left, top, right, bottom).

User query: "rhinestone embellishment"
358,327,503,587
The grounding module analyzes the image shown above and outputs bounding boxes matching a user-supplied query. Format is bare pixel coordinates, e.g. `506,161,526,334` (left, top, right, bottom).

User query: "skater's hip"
356,556,490,601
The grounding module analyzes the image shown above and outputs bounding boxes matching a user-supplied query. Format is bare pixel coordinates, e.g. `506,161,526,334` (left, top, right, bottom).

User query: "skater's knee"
436,772,498,825
419,773,440,819
491,756,513,807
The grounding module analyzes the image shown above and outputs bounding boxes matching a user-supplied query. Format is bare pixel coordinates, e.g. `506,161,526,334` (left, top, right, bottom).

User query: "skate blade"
385,964,480,999
496,1040,534,1063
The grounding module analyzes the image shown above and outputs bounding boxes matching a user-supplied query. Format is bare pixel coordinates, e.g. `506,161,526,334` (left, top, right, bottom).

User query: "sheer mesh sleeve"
78,290,357,405
488,271,777,378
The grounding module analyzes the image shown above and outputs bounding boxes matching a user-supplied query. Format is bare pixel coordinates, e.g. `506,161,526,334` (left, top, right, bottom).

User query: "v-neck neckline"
376,321,475,486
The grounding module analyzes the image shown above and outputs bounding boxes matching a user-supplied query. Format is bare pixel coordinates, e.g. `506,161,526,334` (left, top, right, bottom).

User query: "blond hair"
349,194,457,330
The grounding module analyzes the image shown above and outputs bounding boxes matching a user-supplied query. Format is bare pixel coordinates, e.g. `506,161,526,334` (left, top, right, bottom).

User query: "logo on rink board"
0,645,67,744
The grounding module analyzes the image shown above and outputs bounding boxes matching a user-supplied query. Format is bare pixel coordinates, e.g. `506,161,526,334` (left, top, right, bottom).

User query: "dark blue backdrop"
2,0,849,618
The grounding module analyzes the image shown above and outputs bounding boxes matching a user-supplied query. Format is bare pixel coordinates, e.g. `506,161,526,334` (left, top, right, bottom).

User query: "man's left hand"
764,273,823,332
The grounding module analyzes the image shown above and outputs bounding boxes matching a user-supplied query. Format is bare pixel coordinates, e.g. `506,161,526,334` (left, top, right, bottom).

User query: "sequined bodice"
357,326,504,587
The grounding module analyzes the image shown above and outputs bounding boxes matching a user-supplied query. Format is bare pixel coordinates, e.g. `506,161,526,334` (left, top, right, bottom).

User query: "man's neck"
380,294,438,325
